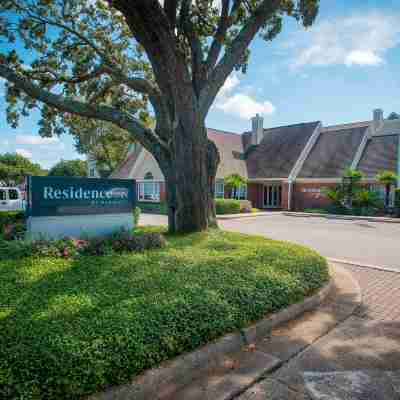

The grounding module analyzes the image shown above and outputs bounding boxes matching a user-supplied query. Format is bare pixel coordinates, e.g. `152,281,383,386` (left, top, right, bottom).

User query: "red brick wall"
292,182,337,211
247,183,263,208
160,182,166,202
282,183,289,211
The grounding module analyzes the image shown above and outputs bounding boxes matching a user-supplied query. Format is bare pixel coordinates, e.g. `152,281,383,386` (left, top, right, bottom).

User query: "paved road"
139,213,400,271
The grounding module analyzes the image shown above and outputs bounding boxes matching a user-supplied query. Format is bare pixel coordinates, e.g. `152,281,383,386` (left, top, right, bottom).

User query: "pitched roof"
357,135,399,178
245,121,320,179
206,128,247,179
110,144,142,179
298,125,368,178
375,119,400,136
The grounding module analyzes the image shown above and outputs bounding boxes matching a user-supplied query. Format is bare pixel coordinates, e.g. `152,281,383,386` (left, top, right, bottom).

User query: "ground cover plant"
0,228,328,399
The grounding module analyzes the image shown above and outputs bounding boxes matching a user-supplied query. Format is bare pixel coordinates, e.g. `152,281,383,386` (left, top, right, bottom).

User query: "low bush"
0,211,26,240
303,208,327,214
137,202,168,214
0,230,166,261
215,198,241,214
133,206,141,225
0,228,328,399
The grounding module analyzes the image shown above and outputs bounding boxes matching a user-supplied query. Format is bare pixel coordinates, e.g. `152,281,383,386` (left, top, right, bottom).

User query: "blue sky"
1,0,400,168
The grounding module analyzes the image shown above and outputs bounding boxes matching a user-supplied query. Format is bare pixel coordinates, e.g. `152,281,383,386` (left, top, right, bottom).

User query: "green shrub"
303,208,327,214
133,206,141,226
0,229,328,399
0,211,25,240
0,231,166,260
215,199,241,214
137,202,168,214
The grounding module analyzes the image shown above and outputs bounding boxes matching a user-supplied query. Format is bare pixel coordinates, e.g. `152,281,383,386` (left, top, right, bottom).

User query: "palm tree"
376,171,398,209
342,169,363,208
225,174,247,200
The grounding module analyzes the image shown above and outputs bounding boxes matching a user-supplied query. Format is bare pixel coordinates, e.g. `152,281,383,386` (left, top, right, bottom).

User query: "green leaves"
0,153,46,185
47,159,87,177
0,228,328,399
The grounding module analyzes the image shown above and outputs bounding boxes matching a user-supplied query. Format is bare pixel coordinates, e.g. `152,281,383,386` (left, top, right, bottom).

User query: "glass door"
263,184,282,208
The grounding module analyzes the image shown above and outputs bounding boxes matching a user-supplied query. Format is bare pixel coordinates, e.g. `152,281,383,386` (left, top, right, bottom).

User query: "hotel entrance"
263,184,282,208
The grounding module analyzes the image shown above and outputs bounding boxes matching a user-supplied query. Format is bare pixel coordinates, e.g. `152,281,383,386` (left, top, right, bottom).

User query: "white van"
0,187,25,212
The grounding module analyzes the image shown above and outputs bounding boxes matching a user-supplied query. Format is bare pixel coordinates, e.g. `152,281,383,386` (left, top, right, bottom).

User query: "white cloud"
287,12,400,68
16,149,33,158
216,94,275,119
344,50,384,66
16,134,59,146
215,73,275,120
1,139,9,148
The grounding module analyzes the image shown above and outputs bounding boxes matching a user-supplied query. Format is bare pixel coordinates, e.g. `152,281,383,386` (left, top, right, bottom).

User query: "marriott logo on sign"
43,186,129,201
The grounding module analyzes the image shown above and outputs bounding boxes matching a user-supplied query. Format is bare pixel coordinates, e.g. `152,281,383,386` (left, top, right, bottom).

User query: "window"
231,185,247,200
89,168,96,177
8,189,19,200
138,181,160,202
215,181,224,198
0,189,5,201
144,172,154,180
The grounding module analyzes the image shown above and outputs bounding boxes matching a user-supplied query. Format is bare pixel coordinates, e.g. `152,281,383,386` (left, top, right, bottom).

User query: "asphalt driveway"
139,213,400,271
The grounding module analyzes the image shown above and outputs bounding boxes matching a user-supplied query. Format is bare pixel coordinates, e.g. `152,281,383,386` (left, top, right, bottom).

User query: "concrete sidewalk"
238,264,400,400
160,264,361,400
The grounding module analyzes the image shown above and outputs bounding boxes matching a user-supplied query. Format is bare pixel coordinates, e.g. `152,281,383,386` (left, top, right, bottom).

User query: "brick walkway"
343,264,400,321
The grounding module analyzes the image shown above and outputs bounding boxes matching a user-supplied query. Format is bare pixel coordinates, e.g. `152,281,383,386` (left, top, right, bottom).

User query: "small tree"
48,159,87,177
0,153,45,185
342,169,363,208
225,174,247,199
376,171,398,209
387,112,400,120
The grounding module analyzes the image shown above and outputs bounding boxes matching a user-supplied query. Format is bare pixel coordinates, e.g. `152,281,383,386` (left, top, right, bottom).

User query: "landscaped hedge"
0,228,328,399
137,201,168,214
0,230,165,261
215,198,241,214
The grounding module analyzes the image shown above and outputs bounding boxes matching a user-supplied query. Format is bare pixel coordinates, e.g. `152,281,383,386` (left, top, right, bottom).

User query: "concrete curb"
283,211,400,224
217,212,271,220
328,257,400,274
90,276,333,400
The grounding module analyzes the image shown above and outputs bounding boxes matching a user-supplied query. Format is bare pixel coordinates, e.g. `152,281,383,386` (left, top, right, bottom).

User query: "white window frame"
137,180,161,202
215,180,225,199
231,184,247,200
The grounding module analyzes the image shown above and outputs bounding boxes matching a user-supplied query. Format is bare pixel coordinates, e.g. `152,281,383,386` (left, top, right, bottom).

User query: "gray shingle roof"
357,135,399,178
298,126,367,178
207,128,247,179
245,121,320,179
375,119,400,136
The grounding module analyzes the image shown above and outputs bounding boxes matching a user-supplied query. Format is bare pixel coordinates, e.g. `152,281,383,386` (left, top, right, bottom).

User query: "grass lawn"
0,228,329,399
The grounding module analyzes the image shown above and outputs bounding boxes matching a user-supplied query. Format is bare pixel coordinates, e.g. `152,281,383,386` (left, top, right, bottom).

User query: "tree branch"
164,0,178,28
0,63,168,154
205,0,230,74
199,0,281,117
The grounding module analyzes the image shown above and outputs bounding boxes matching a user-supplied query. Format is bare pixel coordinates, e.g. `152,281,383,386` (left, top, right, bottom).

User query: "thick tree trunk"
162,122,220,233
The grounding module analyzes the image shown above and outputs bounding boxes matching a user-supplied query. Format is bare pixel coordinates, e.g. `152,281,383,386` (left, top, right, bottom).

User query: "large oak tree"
0,0,319,232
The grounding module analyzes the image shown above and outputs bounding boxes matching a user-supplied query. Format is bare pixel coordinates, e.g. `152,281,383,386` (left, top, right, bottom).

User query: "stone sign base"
27,213,134,240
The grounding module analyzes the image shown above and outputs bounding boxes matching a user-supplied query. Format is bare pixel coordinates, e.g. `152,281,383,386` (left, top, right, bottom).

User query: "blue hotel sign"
27,176,136,217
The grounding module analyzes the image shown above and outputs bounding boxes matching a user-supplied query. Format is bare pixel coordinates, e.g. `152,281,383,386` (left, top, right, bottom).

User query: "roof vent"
251,114,264,145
